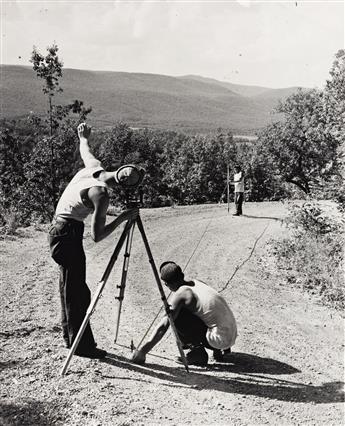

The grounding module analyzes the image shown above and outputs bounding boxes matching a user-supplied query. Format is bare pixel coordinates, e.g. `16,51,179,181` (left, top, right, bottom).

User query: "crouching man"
131,261,237,366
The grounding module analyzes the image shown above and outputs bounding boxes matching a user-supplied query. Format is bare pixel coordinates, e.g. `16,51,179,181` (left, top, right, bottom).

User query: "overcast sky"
1,0,344,88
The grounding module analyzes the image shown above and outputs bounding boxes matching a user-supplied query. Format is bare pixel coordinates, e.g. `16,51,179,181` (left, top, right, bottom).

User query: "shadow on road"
0,400,67,425
241,214,282,221
102,353,344,404
207,352,300,375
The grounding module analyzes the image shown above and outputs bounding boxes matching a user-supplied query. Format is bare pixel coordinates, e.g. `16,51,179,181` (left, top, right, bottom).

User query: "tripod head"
124,187,144,209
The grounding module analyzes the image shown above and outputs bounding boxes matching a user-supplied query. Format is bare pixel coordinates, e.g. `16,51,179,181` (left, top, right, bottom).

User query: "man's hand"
78,122,91,140
131,349,146,365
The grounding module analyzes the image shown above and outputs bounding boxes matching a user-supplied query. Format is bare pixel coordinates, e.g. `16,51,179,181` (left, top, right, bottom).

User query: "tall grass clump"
269,201,344,310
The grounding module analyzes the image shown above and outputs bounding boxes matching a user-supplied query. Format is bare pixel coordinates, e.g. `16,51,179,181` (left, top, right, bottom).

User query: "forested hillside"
2,65,296,133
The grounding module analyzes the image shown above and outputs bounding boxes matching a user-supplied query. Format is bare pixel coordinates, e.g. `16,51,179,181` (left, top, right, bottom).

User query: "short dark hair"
160,261,184,283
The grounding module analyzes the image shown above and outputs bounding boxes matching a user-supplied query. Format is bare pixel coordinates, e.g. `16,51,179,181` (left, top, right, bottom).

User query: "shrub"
149,195,172,208
284,201,342,236
269,202,344,310
0,206,20,235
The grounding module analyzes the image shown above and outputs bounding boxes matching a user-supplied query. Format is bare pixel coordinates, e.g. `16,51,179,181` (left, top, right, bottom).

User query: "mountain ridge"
1,65,302,134
180,74,302,98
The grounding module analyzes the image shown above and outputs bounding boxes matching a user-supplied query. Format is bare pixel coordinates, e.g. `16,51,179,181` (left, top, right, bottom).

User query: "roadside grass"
265,201,344,311
0,207,20,236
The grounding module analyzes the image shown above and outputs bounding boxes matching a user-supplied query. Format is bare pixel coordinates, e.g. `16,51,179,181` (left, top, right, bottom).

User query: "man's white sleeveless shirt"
55,166,108,222
177,280,237,350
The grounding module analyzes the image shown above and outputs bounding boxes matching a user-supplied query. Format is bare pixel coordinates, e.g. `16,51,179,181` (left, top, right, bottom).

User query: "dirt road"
1,202,344,425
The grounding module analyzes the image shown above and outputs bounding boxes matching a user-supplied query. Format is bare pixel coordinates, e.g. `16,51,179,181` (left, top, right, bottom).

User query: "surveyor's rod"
136,215,189,373
114,222,136,342
227,163,230,214
60,219,134,376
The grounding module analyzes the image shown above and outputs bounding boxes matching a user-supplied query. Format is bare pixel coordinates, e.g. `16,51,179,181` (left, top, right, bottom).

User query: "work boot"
185,345,209,366
181,343,194,350
213,348,232,362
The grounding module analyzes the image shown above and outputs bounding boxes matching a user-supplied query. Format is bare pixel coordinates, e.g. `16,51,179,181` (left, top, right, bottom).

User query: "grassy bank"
266,201,344,311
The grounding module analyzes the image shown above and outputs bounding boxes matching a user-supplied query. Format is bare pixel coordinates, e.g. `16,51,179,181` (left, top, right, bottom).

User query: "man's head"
160,261,184,291
115,165,145,187
234,165,241,173
105,165,145,188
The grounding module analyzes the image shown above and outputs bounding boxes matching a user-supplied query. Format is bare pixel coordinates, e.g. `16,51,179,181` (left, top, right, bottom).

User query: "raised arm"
77,123,102,168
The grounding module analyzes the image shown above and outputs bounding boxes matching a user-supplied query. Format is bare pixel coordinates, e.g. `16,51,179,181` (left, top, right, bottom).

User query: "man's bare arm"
233,171,244,182
140,317,170,354
232,172,244,184
89,188,138,242
78,123,101,168
131,289,195,364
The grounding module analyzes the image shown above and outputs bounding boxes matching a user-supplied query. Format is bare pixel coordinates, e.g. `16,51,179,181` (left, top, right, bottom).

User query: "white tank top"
176,280,238,349
55,166,108,222
234,171,244,192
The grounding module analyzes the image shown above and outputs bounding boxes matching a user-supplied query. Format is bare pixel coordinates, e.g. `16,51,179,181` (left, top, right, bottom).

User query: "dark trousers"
174,308,214,350
48,220,96,352
235,192,244,215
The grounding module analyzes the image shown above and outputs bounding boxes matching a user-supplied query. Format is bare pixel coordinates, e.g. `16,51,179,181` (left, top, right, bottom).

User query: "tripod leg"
135,215,189,372
60,220,134,376
114,222,135,342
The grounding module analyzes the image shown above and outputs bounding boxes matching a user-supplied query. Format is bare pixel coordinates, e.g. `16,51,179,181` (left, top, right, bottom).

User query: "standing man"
131,261,237,366
48,123,139,358
232,165,244,216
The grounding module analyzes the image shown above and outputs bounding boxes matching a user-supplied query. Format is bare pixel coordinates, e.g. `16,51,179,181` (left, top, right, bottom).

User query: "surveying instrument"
60,165,189,375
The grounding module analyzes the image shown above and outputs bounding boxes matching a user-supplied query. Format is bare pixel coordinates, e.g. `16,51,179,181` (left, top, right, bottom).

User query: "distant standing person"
232,165,244,216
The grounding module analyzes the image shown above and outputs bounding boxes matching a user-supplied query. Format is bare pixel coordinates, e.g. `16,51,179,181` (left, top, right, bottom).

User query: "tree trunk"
286,178,310,194
49,96,53,137
48,96,57,214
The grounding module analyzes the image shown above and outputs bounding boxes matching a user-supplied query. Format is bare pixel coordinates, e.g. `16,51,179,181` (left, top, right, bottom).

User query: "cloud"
2,1,344,87
236,0,251,7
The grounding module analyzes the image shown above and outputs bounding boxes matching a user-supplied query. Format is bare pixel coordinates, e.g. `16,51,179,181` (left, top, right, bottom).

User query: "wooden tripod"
60,213,189,375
